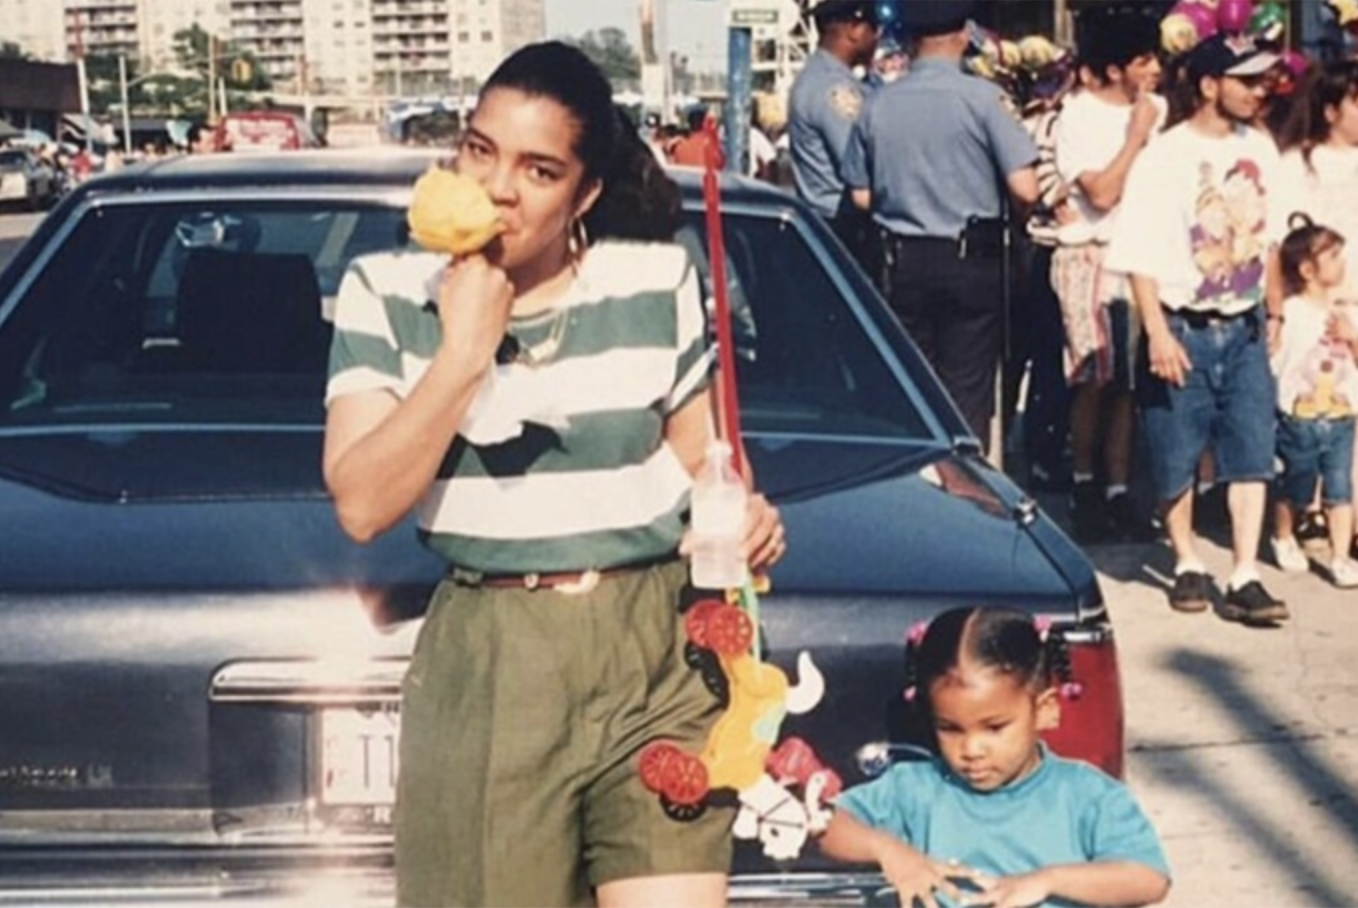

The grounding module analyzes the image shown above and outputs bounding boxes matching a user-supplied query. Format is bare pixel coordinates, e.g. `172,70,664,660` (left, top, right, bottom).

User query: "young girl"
323,42,785,907
819,607,1170,908
1269,216,1358,587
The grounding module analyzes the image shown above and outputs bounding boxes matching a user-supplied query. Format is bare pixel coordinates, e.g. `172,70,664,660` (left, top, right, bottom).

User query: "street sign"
730,8,778,26
727,0,799,31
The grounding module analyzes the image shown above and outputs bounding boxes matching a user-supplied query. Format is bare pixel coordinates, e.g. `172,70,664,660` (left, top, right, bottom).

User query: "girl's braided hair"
902,606,1076,714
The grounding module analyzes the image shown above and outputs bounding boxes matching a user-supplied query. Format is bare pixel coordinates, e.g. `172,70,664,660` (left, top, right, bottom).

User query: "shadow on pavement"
1141,648,1358,906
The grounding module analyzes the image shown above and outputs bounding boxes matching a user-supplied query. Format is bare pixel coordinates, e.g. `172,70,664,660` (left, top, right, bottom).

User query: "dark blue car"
0,151,1120,905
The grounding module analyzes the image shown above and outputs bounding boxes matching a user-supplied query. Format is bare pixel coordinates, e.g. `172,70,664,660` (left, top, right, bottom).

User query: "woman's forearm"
324,349,489,542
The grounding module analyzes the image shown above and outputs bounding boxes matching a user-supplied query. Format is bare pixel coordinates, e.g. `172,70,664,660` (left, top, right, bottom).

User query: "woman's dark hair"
1280,212,1345,296
479,41,682,243
904,607,1071,717
1278,59,1358,166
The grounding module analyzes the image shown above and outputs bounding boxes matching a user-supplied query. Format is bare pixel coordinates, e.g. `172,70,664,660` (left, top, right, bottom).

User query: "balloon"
1281,49,1311,79
1161,13,1202,54
1249,0,1286,38
1217,0,1254,32
1176,1,1220,40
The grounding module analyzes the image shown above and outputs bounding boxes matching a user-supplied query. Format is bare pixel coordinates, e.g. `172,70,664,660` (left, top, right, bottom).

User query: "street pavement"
2,209,1356,906
1058,503,1358,908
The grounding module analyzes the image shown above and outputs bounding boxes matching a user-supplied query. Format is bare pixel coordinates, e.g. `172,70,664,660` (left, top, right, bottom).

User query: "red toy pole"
699,115,745,477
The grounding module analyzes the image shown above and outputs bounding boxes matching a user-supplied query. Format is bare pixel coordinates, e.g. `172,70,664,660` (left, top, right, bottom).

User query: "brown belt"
451,559,673,594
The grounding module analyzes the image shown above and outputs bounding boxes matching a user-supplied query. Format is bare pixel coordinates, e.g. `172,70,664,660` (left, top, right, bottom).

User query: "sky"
543,0,732,71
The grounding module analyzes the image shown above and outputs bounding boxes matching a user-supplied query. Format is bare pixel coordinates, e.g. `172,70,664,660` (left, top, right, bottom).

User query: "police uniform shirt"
842,58,1037,238
789,48,871,220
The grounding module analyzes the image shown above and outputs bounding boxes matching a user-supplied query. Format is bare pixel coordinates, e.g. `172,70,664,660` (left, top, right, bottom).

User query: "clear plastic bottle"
689,440,748,590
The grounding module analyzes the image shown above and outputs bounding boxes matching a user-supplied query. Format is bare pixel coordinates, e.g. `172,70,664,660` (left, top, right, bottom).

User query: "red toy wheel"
684,599,726,649
638,741,682,794
659,751,710,806
705,604,754,656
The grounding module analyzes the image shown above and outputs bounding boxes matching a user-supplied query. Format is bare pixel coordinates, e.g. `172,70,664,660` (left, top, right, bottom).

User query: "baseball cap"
900,0,976,37
812,0,880,28
1186,33,1281,82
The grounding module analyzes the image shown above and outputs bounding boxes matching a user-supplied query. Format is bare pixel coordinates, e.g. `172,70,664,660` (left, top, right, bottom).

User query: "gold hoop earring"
569,218,589,262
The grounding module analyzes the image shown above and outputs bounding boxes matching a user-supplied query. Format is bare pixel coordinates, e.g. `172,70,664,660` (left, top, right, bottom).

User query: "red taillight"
1041,630,1125,778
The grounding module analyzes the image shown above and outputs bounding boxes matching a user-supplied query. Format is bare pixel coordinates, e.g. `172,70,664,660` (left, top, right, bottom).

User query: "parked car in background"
0,152,1120,905
215,111,324,153
0,147,58,210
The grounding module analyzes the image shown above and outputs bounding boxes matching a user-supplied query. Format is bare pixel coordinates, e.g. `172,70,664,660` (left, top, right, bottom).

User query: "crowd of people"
788,0,1358,628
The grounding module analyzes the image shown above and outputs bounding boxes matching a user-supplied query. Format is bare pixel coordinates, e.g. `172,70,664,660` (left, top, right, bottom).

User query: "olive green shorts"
394,559,733,908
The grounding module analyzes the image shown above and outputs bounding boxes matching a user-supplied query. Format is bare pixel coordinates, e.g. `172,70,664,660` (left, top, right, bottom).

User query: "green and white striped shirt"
326,240,714,573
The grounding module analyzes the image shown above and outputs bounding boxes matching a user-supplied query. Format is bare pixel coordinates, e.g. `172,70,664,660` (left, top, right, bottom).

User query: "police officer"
843,0,1038,451
788,0,880,272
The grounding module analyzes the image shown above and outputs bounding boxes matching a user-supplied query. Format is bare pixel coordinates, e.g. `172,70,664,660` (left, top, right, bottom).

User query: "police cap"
812,0,880,29
900,0,976,37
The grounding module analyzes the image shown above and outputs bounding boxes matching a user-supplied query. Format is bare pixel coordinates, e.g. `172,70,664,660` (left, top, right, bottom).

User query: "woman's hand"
436,255,514,368
742,493,786,572
677,491,786,576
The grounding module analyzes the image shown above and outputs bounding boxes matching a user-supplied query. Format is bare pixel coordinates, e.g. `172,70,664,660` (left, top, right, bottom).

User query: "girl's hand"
878,846,976,908
1327,310,1357,344
742,493,786,572
436,255,514,368
962,869,1051,908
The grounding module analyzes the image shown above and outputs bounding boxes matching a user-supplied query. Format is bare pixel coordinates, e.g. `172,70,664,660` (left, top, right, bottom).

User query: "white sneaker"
1271,536,1309,573
1331,558,1358,589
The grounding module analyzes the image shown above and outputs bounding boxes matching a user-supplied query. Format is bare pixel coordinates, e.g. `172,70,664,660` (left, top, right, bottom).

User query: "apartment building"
0,0,544,99
0,0,228,68
449,0,544,94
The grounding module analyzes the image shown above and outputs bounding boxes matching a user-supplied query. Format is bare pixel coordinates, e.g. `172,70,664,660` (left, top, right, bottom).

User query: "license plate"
320,707,400,806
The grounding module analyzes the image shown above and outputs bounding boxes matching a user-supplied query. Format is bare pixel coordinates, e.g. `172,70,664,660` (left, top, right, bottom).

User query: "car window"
0,151,28,170
678,211,929,440
0,200,408,429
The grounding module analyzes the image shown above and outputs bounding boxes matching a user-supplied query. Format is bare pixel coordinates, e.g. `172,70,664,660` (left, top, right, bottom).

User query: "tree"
0,41,29,60
566,28,641,86
172,25,270,92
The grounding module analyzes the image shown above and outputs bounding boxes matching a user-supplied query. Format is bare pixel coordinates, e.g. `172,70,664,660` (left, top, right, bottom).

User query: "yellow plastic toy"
700,652,790,791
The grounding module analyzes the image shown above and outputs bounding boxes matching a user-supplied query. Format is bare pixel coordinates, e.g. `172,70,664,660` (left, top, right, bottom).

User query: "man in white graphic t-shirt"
1107,33,1294,627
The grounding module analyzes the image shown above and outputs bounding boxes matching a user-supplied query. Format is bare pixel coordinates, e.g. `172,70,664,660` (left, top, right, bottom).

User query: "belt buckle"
553,569,601,596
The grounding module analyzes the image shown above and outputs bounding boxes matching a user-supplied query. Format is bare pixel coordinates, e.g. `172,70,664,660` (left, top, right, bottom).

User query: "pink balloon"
1217,0,1254,33
1172,1,1219,40
1281,49,1311,79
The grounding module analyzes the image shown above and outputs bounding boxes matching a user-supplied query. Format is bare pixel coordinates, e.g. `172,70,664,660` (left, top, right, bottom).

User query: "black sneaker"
1296,509,1329,544
1221,580,1290,626
1106,493,1157,543
1168,571,1214,614
1070,482,1110,543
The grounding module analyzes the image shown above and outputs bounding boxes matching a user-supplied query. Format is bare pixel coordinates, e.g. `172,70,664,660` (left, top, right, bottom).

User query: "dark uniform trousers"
830,206,882,283
882,230,1005,447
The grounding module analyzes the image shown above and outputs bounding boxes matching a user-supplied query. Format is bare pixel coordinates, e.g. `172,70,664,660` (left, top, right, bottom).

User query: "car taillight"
1041,626,1125,779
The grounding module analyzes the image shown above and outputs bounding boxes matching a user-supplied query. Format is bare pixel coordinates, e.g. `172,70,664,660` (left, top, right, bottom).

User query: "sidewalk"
1083,526,1358,907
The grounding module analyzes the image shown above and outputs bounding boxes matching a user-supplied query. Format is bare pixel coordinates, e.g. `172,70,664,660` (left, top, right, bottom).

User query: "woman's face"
457,87,600,272
928,665,1058,793
1325,93,1358,147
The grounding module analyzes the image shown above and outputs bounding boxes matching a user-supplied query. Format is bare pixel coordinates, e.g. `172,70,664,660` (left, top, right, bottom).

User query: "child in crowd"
1269,216,1358,587
818,607,1171,908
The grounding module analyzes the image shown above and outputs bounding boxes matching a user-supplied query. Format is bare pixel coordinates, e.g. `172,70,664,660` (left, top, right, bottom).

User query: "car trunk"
0,429,1114,875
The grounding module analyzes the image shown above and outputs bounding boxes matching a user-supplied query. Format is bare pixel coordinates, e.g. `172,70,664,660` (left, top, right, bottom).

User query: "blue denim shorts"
1137,308,1276,502
1277,414,1356,508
